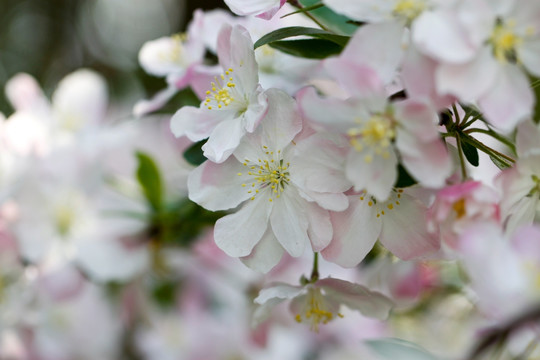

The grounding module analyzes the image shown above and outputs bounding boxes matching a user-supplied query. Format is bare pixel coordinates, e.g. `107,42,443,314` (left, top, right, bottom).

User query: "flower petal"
270,190,310,257
241,228,284,273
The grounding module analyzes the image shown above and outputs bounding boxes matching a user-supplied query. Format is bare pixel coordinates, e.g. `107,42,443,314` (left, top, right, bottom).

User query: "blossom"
322,189,439,267
170,24,268,163
254,278,393,332
298,67,452,201
188,88,349,272
223,0,286,20
427,180,501,249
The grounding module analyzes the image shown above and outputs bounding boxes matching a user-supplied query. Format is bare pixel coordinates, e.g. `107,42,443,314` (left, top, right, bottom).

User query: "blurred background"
0,0,226,116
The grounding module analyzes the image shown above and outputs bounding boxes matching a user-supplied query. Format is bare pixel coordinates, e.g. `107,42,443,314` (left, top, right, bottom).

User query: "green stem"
464,128,516,154
452,103,462,127
287,0,329,31
310,252,319,282
461,133,515,164
455,132,469,180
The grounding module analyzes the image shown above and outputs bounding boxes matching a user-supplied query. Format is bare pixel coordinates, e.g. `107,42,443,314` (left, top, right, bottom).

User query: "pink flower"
427,181,500,249
224,0,286,20
254,278,393,332
170,25,268,163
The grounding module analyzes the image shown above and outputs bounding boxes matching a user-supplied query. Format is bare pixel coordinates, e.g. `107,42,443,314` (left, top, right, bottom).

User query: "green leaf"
136,151,163,211
280,3,325,18
254,26,350,49
489,154,512,170
269,39,343,59
461,139,479,167
365,338,441,360
183,140,207,166
299,0,358,35
394,164,417,188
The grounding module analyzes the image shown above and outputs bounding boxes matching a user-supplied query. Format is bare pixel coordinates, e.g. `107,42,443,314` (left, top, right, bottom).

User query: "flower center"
294,287,343,333
204,68,238,110
160,33,187,64
360,189,403,217
237,147,290,202
55,204,75,237
348,114,396,163
393,0,426,23
452,198,466,219
491,19,522,63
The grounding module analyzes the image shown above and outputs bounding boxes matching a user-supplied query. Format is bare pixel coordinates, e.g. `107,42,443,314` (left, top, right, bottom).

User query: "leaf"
183,140,207,166
489,154,512,170
394,164,417,188
280,3,325,18
530,76,540,124
461,139,479,167
136,151,163,211
365,338,441,360
269,39,343,59
254,26,350,49
299,0,358,35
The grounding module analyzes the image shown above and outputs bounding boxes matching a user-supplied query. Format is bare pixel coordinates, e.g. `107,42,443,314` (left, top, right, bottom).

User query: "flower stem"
461,133,515,164
287,0,329,31
310,252,319,282
455,132,469,180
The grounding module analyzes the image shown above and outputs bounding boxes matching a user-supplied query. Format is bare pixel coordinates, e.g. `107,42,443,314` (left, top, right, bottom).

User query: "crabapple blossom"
223,0,286,20
298,69,452,201
427,180,500,249
254,278,393,332
322,189,439,267
170,24,268,163
188,88,349,272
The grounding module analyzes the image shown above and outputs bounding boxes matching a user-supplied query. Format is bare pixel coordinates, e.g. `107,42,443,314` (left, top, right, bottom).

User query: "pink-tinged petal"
394,99,440,142
436,46,498,101
270,191,309,257
400,136,452,188
5,73,49,112
52,69,108,127
346,148,397,201
478,64,534,132
338,21,405,84
76,239,149,282
512,225,540,262
379,193,440,259
188,64,222,100
290,135,351,193
401,45,456,110
317,278,394,320
217,25,259,91
305,202,332,252
188,158,252,211
243,85,269,133
254,282,304,304
322,195,381,267
38,265,85,301
214,195,271,257
170,106,227,141
516,120,540,157
257,88,300,150
324,60,387,100
224,0,283,18
241,228,284,273
298,189,349,212
133,86,178,117
202,115,246,163
256,0,286,19
322,0,393,23
413,10,481,63
297,87,359,134
520,39,540,77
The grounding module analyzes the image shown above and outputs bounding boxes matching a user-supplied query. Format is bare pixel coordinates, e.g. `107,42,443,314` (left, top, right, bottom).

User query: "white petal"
379,193,440,259
188,158,252,211
241,228,284,273
270,191,309,257
170,106,226,141
321,195,381,267
305,202,333,252
202,115,246,163
214,195,271,257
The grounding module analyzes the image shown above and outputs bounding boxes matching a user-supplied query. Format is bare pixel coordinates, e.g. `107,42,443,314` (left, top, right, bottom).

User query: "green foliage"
461,140,479,167
183,140,207,166
489,154,512,170
254,26,350,49
136,151,163,212
394,164,417,188
530,76,540,124
299,0,359,35
268,39,343,59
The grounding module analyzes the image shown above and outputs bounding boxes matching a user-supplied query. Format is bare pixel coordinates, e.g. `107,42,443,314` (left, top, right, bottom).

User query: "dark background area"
0,0,227,115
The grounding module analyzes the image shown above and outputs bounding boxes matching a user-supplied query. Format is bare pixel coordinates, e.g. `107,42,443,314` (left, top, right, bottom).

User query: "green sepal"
135,151,163,212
